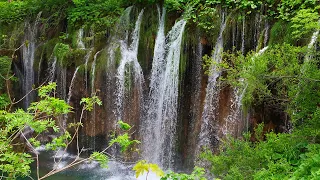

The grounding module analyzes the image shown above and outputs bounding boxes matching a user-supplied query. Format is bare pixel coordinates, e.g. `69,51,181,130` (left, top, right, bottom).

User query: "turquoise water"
20,148,160,180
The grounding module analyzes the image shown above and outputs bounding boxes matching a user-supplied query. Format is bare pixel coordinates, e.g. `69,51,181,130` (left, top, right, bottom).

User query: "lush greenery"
0,0,319,179
0,82,143,179
200,40,320,179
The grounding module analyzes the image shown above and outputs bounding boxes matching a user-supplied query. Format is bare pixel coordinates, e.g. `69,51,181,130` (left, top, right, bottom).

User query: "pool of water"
20,147,160,180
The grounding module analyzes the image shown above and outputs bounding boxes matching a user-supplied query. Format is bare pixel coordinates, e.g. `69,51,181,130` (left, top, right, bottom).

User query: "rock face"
9,5,291,170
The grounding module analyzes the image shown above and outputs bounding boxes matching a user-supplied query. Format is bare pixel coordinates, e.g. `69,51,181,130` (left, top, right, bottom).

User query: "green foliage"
0,152,33,179
0,83,72,179
219,44,304,107
161,167,207,180
201,131,311,179
0,1,35,24
202,37,320,180
133,161,207,180
109,133,140,152
164,0,186,12
292,144,320,179
0,0,69,24
133,160,165,178
28,82,72,116
291,8,319,39
0,56,12,91
289,56,320,134
0,94,9,109
277,0,318,20
68,0,125,29
269,21,296,45
90,152,109,168
80,95,102,111
118,120,131,130
53,43,70,66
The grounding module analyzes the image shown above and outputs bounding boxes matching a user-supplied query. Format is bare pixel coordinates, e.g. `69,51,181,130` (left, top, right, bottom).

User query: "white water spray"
67,67,80,104
22,12,41,109
197,12,227,152
115,10,145,121
143,4,186,167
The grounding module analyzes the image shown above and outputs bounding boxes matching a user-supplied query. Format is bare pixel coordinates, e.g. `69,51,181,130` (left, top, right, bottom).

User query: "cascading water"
78,29,86,49
256,46,269,56
48,57,57,83
223,46,269,136
63,67,80,132
90,51,101,151
264,20,270,48
302,28,319,71
142,6,166,165
254,13,262,50
22,13,41,109
91,51,101,95
115,9,144,121
307,30,319,50
142,4,186,167
197,12,227,153
241,17,245,54
67,67,79,105
222,84,247,137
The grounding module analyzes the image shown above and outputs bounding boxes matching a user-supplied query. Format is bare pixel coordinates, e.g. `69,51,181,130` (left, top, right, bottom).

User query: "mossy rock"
64,48,88,67
269,21,299,46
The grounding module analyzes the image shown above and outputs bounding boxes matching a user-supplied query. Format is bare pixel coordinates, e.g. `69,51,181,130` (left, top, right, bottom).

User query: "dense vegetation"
0,0,319,179
201,43,320,179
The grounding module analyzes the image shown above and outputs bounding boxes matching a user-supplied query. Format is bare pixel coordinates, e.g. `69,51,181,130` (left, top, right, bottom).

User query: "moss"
0,23,24,50
77,64,86,77
43,38,59,62
115,46,122,68
269,21,297,45
71,30,80,49
95,49,108,73
124,64,133,92
256,30,265,51
33,45,44,72
64,48,88,67
137,6,158,72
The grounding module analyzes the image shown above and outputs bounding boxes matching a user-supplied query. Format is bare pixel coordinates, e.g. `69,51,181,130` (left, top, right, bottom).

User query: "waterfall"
22,12,41,109
89,51,100,151
115,9,144,120
77,29,85,49
197,12,227,152
84,49,93,91
91,51,101,95
254,13,262,50
67,67,79,104
307,30,319,50
241,17,245,54
142,6,166,165
222,84,247,137
302,29,319,70
142,3,186,167
264,20,270,47
223,46,269,137
256,46,269,56
48,57,57,82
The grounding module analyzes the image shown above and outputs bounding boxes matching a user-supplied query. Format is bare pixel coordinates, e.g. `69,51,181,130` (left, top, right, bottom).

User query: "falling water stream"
115,9,145,121
67,67,79,105
142,4,186,167
142,6,166,165
48,57,57,83
197,12,227,153
22,13,41,109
